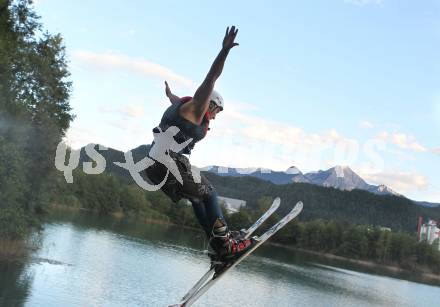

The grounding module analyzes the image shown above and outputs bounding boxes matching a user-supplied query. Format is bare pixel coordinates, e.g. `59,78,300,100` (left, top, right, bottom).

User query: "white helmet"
209,90,224,111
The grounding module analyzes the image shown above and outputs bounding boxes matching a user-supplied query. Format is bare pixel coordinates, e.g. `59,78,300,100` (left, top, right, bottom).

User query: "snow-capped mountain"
368,184,400,196
304,166,402,197
206,164,402,197
287,166,311,183
285,166,301,175
304,166,371,191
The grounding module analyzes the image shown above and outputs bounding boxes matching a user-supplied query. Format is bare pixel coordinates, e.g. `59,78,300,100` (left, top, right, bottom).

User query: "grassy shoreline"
0,235,40,262
0,239,27,260
46,203,202,231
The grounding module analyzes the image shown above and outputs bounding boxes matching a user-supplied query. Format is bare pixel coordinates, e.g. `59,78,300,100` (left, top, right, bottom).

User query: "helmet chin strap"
204,109,211,120
206,103,217,118
203,110,211,134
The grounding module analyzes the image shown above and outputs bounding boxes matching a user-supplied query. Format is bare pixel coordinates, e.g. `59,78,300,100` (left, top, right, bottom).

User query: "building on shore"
417,217,440,250
379,226,392,232
182,196,246,214
218,196,246,214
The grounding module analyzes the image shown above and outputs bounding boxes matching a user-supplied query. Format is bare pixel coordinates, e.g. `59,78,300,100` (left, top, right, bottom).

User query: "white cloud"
192,102,365,172
70,50,362,165
97,104,145,119
359,120,374,129
375,131,427,153
72,50,196,89
97,105,114,114
64,125,101,150
376,131,388,141
218,105,356,151
391,133,427,152
359,168,429,194
120,104,145,118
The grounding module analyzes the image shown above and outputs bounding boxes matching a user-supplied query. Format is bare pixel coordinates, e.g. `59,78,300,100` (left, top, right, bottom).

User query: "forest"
1,0,73,247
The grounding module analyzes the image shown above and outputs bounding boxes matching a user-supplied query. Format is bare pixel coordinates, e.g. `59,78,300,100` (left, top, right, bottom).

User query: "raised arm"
164,81,181,104
180,26,239,124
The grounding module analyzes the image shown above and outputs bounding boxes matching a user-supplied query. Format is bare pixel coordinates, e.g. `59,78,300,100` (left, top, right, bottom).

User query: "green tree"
0,0,73,218
0,137,27,207
275,220,304,245
0,1,73,242
376,230,392,262
227,208,253,230
337,226,368,259
388,233,416,264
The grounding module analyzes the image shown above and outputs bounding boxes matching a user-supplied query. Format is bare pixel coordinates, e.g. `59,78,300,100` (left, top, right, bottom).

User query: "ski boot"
209,219,256,264
229,229,248,240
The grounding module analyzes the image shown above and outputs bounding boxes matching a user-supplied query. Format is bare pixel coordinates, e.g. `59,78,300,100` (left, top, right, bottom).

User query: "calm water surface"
0,212,439,307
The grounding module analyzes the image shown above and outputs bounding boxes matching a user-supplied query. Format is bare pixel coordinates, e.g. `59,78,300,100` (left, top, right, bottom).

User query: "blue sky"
34,0,440,202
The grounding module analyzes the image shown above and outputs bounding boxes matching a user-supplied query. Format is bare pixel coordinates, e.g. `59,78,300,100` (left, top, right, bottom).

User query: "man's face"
208,102,222,120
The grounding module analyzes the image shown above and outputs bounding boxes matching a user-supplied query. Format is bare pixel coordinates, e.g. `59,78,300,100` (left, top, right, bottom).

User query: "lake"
1,211,439,306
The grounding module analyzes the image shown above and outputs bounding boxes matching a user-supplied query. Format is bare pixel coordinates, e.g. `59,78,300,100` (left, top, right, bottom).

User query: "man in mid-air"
145,26,255,261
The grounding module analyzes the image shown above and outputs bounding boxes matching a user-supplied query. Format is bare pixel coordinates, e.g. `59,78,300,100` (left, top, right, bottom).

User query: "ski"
243,197,281,238
170,197,281,306
181,201,303,307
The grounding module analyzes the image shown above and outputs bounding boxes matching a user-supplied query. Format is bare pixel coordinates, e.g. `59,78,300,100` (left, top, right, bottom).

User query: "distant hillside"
206,165,404,197
205,165,440,209
76,144,440,232
415,201,440,208
78,144,151,183
204,165,300,184
203,172,440,233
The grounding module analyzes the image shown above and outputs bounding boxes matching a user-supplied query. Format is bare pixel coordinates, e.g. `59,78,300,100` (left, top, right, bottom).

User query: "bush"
0,207,33,240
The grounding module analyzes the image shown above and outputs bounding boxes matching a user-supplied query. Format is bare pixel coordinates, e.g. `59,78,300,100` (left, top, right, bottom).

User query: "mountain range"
204,164,401,196
76,144,439,207
205,164,440,207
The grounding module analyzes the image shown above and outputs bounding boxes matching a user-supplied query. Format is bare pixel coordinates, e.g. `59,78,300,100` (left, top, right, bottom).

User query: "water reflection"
0,210,438,307
0,261,33,307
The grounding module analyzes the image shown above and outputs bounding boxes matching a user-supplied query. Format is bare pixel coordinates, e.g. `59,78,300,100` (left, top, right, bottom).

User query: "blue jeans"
145,150,225,237
190,191,225,237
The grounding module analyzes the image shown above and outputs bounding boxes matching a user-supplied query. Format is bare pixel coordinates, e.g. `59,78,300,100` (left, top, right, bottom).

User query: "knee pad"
211,218,228,237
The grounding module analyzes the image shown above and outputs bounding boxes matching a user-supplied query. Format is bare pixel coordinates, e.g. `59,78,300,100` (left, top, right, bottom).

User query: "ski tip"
295,201,304,211
274,197,281,205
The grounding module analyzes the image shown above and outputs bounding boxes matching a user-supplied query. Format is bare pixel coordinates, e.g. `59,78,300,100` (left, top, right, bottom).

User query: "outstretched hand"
222,26,239,51
181,26,238,122
164,81,172,97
